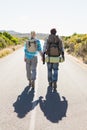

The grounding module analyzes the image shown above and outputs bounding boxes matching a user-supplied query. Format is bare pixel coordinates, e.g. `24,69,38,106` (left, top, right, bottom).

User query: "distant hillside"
0,30,20,35
0,30,48,40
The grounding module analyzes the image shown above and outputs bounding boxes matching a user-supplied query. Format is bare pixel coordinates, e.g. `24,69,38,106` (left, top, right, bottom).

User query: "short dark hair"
50,28,57,35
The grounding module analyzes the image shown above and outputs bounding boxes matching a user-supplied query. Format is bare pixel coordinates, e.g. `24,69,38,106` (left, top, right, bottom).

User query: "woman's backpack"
26,39,37,53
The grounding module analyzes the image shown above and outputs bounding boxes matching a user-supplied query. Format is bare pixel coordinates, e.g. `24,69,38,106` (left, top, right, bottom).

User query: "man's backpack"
46,34,61,57
26,39,37,53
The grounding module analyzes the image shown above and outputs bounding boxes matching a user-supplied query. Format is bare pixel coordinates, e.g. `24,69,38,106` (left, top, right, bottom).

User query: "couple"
24,28,65,91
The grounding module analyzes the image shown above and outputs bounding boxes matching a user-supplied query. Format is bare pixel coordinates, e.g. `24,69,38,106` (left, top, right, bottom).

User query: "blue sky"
0,0,87,36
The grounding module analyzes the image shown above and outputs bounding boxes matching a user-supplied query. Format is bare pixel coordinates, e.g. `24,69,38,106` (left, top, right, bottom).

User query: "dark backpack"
46,34,61,57
26,39,37,53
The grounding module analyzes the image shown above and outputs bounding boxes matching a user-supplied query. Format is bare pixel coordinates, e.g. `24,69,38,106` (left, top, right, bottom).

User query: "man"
43,28,65,91
24,31,43,89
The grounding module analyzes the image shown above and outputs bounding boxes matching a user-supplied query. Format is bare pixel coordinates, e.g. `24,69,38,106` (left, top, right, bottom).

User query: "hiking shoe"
31,80,35,89
49,82,52,86
29,80,31,87
53,82,57,91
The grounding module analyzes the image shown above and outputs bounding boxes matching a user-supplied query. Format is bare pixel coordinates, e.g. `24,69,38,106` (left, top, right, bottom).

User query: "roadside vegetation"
0,32,27,58
0,31,87,64
62,33,87,63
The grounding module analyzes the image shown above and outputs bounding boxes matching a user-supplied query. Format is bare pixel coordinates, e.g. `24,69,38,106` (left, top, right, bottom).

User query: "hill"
0,30,48,39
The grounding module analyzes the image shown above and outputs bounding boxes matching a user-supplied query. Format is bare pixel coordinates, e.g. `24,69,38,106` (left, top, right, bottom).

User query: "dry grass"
0,45,22,58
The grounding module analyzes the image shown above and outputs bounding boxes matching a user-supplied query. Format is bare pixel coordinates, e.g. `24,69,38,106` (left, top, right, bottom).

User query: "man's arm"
43,40,47,53
59,38,65,60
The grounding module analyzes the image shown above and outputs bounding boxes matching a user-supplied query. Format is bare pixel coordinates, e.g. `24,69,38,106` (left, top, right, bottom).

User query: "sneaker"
31,80,35,89
29,80,31,87
53,82,57,91
49,82,52,86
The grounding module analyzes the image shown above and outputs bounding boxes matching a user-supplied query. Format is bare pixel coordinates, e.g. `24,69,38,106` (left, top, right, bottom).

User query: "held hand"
24,57,27,62
41,57,43,62
62,51,65,61
62,55,65,61
43,53,45,64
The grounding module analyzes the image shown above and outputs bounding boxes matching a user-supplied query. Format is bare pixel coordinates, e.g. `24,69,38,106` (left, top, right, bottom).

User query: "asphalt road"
0,47,87,130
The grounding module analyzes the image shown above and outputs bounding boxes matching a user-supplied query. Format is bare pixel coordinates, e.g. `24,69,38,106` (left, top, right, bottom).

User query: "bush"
3,32,12,40
62,34,87,63
0,37,6,49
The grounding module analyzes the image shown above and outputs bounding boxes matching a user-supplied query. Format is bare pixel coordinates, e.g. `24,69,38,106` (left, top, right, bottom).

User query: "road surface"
0,47,87,130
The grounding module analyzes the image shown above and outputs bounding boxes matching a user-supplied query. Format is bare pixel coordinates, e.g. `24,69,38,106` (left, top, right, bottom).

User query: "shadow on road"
39,86,68,123
13,86,38,118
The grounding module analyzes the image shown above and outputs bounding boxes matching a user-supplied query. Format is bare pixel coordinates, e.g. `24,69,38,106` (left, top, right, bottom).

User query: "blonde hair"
30,31,36,38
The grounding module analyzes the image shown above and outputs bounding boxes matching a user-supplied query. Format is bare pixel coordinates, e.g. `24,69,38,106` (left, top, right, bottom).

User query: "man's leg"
52,63,59,90
47,63,52,86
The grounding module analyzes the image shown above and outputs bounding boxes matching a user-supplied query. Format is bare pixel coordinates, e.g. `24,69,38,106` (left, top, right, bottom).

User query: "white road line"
28,74,39,130
28,55,42,130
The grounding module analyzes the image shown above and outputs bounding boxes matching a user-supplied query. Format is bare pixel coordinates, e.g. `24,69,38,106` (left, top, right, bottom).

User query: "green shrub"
0,37,6,49
3,32,12,40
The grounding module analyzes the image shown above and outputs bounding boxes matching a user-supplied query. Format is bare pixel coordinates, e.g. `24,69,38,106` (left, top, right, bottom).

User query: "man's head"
30,31,36,38
50,28,57,35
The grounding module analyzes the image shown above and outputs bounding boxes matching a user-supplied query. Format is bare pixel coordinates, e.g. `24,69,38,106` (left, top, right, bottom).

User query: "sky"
0,0,87,36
